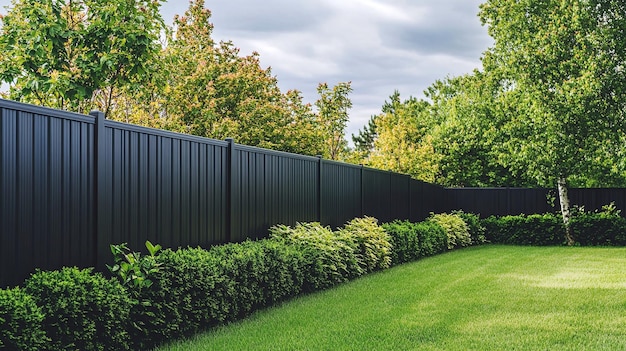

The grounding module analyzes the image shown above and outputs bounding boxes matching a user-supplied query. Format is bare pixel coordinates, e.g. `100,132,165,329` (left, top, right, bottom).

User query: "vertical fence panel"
96,120,229,269
320,160,362,229
1,102,96,288
363,168,393,223
230,145,319,241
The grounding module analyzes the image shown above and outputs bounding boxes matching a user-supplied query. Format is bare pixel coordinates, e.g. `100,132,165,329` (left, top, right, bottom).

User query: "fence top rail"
0,98,95,124
321,158,363,169
104,118,229,147
362,166,411,178
234,142,320,162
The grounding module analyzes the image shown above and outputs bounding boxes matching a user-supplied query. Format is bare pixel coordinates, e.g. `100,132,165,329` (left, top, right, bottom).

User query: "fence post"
226,138,235,243
317,155,323,224
360,164,364,217
90,110,105,270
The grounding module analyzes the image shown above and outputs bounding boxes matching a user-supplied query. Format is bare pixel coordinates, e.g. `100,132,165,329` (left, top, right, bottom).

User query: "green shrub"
452,211,487,245
416,220,449,257
108,241,163,349
0,287,49,351
24,267,132,351
482,213,564,245
270,222,363,289
131,239,310,349
339,217,392,272
570,204,626,246
382,220,447,265
429,213,472,250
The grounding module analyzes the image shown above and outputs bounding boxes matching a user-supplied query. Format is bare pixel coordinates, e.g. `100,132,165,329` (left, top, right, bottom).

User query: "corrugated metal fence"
1,99,446,287
3,99,626,287
447,188,626,217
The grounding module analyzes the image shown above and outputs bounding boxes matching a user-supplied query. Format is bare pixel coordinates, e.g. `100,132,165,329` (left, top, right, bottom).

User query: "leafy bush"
482,213,564,245
108,241,164,350
24,267,132,351
383,220,447,265
128,239,310,349
0,287,49,351
339,217,392,272
270,222,363,289
570,204,626,246
429,213,472,250
452,211,487,245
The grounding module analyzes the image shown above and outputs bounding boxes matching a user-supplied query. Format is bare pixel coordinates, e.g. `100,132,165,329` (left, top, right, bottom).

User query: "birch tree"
479,0,626,244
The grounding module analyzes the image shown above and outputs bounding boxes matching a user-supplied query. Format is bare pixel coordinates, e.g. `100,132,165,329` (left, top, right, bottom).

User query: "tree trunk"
557,177,575,246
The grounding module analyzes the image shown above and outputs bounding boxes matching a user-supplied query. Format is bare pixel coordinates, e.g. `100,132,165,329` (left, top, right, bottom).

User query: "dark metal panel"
101,123,230,255
1,105,96,288
1,108,18,287
320,160,362,229
389,173,410,221
363,168,393,223
231,146,319,240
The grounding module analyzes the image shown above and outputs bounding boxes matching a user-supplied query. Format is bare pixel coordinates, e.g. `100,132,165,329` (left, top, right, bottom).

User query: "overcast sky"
1,0,493,139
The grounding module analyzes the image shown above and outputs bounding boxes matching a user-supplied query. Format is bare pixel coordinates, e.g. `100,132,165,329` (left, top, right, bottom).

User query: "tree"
315,82,353,160
108,0,325,156
427,72,535,187
365,93,441,182
0,0,165,115
479,0,626,244
352,115,378,155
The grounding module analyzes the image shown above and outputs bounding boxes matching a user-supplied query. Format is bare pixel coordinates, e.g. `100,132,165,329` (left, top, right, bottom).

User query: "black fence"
447,187,626,217
3,99,626,288
1,99,446,287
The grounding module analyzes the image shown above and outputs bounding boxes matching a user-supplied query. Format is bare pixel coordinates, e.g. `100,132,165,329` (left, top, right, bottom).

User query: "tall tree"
365,94,441,182
315,82,353,160
0,0,165,115
352,115,378,155
109,0,325,155
427,72,534,187
480,0,626,244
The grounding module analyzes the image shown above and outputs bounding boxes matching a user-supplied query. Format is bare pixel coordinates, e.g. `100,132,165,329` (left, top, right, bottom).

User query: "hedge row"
0,213,483,350
482,205,626,246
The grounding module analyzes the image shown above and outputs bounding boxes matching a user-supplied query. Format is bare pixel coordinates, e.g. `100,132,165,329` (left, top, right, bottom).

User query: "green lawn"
157,245,626,351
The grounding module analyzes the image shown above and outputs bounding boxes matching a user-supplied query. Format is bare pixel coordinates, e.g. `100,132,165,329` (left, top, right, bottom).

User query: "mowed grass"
157,245,626,351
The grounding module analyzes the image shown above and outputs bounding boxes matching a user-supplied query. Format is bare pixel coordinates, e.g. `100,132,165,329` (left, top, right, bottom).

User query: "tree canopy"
0,0,165,114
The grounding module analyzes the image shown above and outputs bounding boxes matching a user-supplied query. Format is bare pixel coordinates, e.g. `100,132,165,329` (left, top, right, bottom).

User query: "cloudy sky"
1,0,494,139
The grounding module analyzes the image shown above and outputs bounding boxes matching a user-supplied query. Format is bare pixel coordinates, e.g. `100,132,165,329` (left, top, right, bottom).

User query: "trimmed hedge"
453,211,487,245
0,287,48,351
383,220,447,265
429,213,472,249
482,213,565,246
0,215,486,350
339,217,393,272
24,267,133,351
570,207,626,246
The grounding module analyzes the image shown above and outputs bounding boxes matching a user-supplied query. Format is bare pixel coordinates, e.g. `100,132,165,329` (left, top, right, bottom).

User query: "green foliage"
382,220,448,265
270,222,363,288
351,115,378,155
570,204,626,246
109,240,162,293
428,213,472,250
24,267,132,351
108,241,163,350
0,287,49,351
315,81,353,160
482,213,565,246
339,217,392,272
452,210,487,245
0,0,165,114
365,93,441,182
108,0,329,156
126,239,310,349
